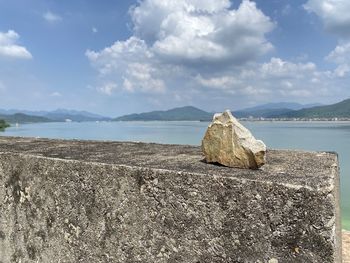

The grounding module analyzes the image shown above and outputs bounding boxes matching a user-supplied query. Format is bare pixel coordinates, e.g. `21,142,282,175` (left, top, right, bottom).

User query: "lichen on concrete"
0,136,342,262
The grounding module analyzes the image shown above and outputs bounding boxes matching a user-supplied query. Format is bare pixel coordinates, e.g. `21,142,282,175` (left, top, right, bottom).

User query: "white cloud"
87,0,274,97
43,11,62,23
242,85,270,96
124,63,166,93
326,42,350,77
304,0,350,38
123,78,134,92
282,80,293,88
327,42,350,64
305,0,350,78
86,37,165,93
195,57,331,99
256,58,328,98
131,0,232,44
86,0,348,107
195,75,239,90
131,0,274,64
98,83,118,95
260,57,316,78
0,30,32,59
86,37,152,75
92,27,98,33
50,92,62,97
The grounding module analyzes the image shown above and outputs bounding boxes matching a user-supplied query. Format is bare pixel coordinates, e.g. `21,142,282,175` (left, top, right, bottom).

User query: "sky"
1,0,350,116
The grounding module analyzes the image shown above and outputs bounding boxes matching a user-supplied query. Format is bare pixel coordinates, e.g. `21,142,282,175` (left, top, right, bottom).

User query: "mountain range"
272,98,350,118
1,99,350,124
114,99,350,121
0,113,52,124
0,109,111,123
233,102,323,118
114,106,212,121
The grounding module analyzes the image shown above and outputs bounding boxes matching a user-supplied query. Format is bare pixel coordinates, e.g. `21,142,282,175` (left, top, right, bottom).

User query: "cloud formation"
87,0,274,95
97,83,118,95
304,0,350,38
86,37,166,94
131,0,274,65
0,30,32,59
326,42,350,77
305,0,350,78
196,57,330,99
86,0,345,107
43,11,62,23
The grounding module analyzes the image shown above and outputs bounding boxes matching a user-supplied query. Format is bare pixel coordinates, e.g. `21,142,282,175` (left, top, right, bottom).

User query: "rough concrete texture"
0,136,342,262
344,231,350,262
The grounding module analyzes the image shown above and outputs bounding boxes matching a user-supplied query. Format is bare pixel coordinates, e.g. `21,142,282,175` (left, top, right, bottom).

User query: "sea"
1,120,349,230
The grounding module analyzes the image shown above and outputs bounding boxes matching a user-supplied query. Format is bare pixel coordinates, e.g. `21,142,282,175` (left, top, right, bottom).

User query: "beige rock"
201,110,266,169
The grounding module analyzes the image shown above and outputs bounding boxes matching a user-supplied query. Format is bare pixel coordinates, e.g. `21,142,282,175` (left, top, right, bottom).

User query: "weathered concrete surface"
344,231,350,262
0,136,342,262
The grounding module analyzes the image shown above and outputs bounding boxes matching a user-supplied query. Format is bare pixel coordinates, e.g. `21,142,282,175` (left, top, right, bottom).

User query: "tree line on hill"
0,119,10,130
1,98,350,123
114,99,350,121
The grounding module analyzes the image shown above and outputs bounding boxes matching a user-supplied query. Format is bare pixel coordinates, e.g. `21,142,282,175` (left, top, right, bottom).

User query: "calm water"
2,121,350,230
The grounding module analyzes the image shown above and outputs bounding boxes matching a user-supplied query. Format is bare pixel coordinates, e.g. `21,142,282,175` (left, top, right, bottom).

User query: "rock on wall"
0,137,342,262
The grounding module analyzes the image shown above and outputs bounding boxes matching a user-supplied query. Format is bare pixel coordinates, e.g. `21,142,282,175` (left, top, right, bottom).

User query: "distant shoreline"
5,119,350,125
114,119,350,122
239,119,350,122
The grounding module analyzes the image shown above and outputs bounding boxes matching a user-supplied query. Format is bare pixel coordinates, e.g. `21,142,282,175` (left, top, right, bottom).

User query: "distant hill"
233,102,323,118
233,108,293,118
238,102,322,112
0,109,111,122
0,113,52,124
43,109,111,122
273,98,350,118
0,119,10,130
114,106,213,121
114,102,331,121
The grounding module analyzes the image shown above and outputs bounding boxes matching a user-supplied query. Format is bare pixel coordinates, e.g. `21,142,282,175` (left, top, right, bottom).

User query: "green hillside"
274,98,350,118
0,119,10,130
114,106,213,121
0,113,52,124
233,108,294,118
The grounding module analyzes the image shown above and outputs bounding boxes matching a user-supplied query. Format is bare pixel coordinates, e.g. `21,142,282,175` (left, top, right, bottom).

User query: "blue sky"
1,0,350,116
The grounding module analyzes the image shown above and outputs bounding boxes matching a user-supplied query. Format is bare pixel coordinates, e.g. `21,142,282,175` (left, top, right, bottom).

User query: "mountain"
114,106,213,121
233,108,294,118
0,109,48,116
53,109,110,121
0,109,111,122
43,109,111,122
232,102,323,118
0,113,52,124
238,102,323,112
0,119,10,130
273,98,350,118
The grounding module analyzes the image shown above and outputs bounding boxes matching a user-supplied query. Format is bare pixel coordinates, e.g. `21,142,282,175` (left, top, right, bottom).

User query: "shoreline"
4,119,350,125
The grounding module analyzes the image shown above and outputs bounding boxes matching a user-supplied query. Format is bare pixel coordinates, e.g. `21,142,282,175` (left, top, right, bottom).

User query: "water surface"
2,121,349,229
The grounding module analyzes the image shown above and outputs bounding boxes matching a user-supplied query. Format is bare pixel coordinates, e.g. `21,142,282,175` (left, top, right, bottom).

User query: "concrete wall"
0,137,342,262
